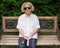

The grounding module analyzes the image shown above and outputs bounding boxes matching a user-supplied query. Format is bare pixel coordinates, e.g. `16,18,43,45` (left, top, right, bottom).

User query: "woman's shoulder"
18,14,25,18
31,13,38,18
31,13,37,16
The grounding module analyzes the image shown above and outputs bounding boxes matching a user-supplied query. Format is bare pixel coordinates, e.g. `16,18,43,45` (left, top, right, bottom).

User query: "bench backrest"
2,16,57,32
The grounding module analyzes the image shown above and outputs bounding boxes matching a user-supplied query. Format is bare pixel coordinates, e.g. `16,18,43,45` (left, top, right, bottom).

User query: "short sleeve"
16,17,22,29
34,16,40,29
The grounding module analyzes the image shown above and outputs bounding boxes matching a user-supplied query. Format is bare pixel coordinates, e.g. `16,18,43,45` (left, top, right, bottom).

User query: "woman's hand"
28,34,32,39
23,35,32,40
23,35,29,40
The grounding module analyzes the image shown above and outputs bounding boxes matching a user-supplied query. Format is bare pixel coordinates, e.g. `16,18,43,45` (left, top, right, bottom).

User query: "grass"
0,45,60,48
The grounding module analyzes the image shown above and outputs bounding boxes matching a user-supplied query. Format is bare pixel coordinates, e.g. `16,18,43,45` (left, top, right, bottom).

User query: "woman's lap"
18,37,37,48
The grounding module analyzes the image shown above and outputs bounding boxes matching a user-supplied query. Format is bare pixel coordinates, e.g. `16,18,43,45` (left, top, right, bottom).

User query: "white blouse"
16,13,40,39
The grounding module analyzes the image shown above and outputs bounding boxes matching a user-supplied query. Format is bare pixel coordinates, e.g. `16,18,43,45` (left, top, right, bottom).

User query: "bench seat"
0,35,60,46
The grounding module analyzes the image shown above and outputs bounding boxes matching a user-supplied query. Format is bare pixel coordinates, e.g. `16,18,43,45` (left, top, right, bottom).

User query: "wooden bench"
0,16,60,46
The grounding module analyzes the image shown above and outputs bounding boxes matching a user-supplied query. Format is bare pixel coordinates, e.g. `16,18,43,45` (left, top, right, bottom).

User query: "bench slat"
0,35,60,45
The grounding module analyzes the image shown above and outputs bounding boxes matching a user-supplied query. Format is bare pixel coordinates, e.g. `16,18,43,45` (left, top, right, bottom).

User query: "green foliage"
1,46,10,48
1,0,60,29
0,0,60,16
0,0,60,28
0,0,60,29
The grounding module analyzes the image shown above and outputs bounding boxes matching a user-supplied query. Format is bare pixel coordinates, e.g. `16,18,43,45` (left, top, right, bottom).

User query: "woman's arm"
29,28,40,39
18,29,28,40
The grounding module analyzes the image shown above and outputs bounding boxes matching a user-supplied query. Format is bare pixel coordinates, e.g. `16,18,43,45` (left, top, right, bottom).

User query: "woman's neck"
25,13,31,16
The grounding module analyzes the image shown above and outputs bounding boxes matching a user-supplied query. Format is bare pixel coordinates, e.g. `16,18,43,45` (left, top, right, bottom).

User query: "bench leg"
0,46,1,48
57,45,60,48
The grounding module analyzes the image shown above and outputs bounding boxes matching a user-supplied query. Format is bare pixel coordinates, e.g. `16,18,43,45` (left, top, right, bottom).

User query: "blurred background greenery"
0,0,60,48
0,0,60,29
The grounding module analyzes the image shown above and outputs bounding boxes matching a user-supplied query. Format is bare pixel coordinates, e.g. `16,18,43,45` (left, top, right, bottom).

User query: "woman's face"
24,4,32,14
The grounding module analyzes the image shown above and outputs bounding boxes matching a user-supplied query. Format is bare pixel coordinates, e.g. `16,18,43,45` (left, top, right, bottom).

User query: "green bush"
0,0,60,29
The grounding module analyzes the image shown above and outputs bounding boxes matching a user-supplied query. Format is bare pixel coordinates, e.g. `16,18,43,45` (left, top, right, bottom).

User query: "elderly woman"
16,2,40,48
